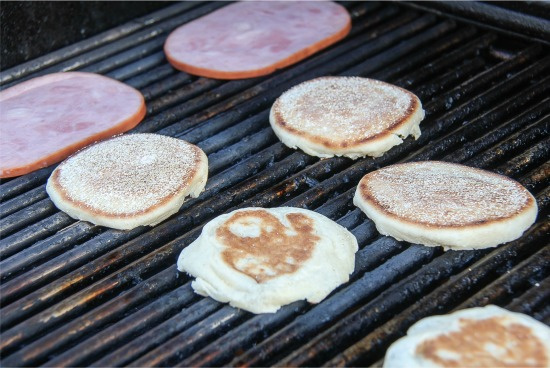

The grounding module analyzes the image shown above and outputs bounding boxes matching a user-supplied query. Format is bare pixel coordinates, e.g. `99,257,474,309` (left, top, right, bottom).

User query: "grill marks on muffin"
217,209,319,283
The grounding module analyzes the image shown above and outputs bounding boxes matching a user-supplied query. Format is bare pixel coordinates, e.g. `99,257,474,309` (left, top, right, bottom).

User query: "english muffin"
383,305,550,368
353,161,537,250
270,76,424,158
47,133,208,230
177,207,358,313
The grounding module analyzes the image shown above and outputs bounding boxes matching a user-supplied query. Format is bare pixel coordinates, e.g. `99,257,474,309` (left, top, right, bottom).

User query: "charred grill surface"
0,2,548,367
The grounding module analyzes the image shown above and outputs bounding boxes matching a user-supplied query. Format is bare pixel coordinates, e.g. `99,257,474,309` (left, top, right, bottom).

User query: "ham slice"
164,2,351,80
0,72,146,178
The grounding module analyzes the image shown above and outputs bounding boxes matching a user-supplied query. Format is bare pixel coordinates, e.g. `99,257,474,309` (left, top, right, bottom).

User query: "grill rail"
1,2,548,366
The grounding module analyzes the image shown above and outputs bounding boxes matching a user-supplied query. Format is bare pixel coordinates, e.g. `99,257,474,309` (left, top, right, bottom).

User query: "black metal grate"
0,2,548,367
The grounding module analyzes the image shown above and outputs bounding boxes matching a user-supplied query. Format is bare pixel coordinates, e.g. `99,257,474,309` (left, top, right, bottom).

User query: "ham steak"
164,2,351,80
0,72,146,178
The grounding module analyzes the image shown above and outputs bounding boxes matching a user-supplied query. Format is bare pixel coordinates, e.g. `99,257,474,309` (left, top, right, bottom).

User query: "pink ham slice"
164,2,351,80
0,72,146,178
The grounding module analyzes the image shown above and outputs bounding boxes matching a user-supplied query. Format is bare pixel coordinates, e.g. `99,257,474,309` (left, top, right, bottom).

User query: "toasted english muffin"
383,305,550,368
353,161,537,250
177,207,358,314
269,76,424,159
46,133,208,230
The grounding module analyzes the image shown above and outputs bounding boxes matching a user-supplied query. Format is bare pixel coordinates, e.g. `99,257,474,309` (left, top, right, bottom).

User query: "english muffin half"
270,76,424,158
47,133,208,230
383,305,550,368
177,207,358,313
353,161,537,250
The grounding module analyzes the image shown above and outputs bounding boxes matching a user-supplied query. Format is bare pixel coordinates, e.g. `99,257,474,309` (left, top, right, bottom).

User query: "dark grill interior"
1,2,549,366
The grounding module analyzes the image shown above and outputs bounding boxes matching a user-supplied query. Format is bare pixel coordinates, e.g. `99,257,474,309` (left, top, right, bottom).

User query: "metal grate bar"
138,70,194,101
105,51,167,81
206,129,278,175
0,186,48,218
78,37,165,75
0,224,147,318
458,246,550,309
414,57,548,152
94,297,221,367
342,21,459,77
413,57,486,101
145,78,224,116
2,268,181,365
384,31,494,85
444,98,550,163
133,305,249,367
424,44,543,113
413,78,549,162
535,186,550,217
0,222,98,281
0,213,76,261
465,115,550,169
371,26,481,81
193,111,269,154
46,285,202,367
0,168,53,202
494,136,550,178
518,161,550,194
0,199,57,237
408,1,550,43
507,276,550,315
124,64,178,90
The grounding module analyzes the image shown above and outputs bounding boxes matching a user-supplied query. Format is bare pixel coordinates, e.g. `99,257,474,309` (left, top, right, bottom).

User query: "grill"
1,2,549,366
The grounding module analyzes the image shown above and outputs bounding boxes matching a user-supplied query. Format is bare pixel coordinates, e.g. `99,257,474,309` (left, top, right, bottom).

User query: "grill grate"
1,2,549,367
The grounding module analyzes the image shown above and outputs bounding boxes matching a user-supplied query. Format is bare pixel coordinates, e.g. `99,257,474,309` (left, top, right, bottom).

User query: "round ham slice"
0,72,146,178
164,2,351,80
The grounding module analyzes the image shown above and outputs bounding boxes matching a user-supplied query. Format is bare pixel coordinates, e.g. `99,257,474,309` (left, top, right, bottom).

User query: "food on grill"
164,2,351,79
177,207,358,314
0,72,146,178
353,161,537,250
270,76,424,158
383,305,550,368
46,133,208,230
